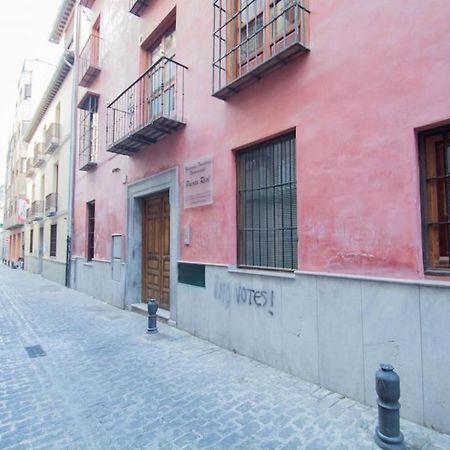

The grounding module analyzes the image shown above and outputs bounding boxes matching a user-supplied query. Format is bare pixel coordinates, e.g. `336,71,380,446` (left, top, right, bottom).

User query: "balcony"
106,57,187,156
79,33,101,88
32,143,45,168
45,193,58,217
212,0,310,100
129,0,149,17
44,123,60,154
31,200,44,221
26,158,34,178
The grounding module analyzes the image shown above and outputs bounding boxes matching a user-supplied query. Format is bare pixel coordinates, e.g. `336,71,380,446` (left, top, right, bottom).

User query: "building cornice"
49,0,76,44
24,51,74,143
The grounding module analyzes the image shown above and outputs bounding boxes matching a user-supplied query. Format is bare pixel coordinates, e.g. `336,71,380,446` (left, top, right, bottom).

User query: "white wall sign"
184,156,213,208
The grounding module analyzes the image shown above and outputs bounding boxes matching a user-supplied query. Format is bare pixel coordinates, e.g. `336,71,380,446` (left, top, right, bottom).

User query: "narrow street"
0,265,448,450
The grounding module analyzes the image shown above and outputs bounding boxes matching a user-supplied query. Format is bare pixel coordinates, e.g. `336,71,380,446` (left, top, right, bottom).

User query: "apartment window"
50,224,57,257
236,132,297,270
87,201,95,261
212,0,310,99
29,229,34,253
420,125,450,272
24,84,32,100
79,94,99,169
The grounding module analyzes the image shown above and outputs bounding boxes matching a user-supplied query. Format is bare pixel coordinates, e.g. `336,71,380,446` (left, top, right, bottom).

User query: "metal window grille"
213,0,310,98
50,224,57,257
79,95,98,168
237,133,297,270
420,125,450,271
87,201,95,261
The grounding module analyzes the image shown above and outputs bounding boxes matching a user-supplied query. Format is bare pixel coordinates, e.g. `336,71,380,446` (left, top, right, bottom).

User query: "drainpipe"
65,0,80,288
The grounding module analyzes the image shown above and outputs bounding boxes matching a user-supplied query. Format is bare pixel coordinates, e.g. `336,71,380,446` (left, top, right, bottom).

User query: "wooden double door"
142,191,170,310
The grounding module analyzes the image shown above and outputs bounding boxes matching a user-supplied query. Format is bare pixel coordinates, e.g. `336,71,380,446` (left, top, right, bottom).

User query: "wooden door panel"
142,192,170,310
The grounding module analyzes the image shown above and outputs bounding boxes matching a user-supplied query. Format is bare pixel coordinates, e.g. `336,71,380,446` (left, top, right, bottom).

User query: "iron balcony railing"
79,116,98,171
32,143,45,168
79,33,101,87
106,56,187,155
44,123,60,154
129,0,149,16
45,193,58,217
26,158,34,178
31,200,44,221
213,0,310,99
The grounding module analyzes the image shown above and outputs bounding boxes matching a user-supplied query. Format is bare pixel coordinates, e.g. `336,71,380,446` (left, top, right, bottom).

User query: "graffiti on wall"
213,276,275,316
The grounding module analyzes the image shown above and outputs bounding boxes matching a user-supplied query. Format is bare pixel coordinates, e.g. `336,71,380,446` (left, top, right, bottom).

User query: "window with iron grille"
236,133,297,270
420,125,450,273
212,0,310,99
87,201,95,261
29,229,34,254
79,94,98,169
50,224,57,257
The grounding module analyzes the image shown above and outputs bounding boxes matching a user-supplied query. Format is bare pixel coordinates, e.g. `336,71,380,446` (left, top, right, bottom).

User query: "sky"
0,0,62,185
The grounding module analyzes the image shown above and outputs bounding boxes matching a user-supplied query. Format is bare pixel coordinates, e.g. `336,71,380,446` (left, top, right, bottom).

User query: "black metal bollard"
375,363,405,450
146,298,158,334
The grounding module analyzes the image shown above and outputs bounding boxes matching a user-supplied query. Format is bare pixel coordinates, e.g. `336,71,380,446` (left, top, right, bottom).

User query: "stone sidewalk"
0,265,449,450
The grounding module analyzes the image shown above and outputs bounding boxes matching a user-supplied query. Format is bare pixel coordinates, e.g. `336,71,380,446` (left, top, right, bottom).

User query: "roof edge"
49,0,76,44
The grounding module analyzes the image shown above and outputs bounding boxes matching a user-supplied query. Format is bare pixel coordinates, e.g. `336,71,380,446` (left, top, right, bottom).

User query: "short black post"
146,298,158,334
375,363,405,450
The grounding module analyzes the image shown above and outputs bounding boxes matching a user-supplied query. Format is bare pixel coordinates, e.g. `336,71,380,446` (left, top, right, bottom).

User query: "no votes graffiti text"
213,277,275,316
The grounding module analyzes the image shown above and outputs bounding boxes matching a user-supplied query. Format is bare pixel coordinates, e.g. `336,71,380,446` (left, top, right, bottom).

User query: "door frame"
125,167,179,323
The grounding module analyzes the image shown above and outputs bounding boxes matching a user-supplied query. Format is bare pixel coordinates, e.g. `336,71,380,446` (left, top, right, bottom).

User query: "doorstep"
130,303,170,324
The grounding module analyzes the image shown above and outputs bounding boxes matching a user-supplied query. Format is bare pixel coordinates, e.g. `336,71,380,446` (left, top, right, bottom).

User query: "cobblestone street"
0,266,449,450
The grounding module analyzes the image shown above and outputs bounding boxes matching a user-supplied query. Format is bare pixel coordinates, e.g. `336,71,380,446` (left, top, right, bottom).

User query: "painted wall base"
176,264,450,435
72,257,125,309
25,256,66,285
42,259,66,285
25,255,40,274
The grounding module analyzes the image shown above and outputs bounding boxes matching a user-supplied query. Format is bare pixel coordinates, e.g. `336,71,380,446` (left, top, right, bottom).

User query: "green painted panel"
178,263,205,287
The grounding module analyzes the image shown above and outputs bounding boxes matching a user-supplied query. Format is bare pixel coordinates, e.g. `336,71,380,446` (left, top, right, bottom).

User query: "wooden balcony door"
142,191,170,310
147,26,176,119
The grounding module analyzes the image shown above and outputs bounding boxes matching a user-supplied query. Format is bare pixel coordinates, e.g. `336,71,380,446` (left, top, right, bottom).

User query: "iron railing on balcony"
129,0,149,16
44,123,60,154
26,158,34,178
213,0,310,99
45,193,58,217
31,200,44,221
32,143,45,168
106,56,187,155
79,33,101,87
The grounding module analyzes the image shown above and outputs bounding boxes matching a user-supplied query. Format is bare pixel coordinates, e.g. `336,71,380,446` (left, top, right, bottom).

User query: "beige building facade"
23,46,74,284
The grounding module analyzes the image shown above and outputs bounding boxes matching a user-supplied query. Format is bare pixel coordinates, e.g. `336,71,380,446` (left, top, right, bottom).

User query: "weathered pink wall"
73,0,450,279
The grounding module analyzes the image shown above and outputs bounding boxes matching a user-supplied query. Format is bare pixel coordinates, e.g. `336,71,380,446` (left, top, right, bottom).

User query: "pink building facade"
68,0,450,433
